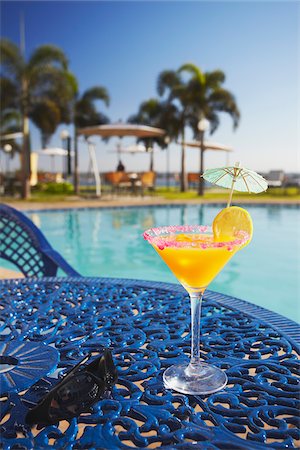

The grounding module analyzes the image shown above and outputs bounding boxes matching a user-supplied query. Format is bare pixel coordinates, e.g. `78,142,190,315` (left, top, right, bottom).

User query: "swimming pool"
10,204,300,322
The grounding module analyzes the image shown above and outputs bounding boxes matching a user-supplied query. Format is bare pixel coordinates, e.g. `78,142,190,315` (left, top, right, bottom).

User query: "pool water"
4,204,300,322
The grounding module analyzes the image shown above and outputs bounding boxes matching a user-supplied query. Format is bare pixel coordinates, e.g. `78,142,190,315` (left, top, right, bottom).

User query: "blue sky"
1,1,299,174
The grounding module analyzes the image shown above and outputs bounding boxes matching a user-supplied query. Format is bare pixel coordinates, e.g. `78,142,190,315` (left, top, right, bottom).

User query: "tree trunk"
180,129,187,192
198,131,204,196
67,136,72,176
21,115,31,199
149,151,154,172
148,139,154,172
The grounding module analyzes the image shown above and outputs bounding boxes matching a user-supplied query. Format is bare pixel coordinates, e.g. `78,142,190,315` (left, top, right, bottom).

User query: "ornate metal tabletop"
0,277,299,449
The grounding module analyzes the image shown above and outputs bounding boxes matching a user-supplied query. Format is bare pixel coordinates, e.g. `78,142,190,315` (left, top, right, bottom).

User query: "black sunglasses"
26,349,118,425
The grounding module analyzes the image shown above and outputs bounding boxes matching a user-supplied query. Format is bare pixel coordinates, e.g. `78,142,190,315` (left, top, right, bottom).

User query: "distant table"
0,277,299,449
128,172,141,194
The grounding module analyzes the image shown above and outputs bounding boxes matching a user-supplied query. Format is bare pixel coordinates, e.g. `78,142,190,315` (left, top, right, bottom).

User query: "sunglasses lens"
26,350,118,425
48,373,105,420
59,373,104,405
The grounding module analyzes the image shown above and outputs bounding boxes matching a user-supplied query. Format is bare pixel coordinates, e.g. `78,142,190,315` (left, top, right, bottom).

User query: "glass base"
163,362,227,395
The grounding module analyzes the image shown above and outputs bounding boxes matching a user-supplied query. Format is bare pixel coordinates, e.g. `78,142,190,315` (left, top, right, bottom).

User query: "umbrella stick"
227,178,235,207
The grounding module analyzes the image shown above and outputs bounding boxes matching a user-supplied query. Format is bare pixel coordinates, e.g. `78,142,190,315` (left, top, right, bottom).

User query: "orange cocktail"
143,222,250,395
152,231,242,294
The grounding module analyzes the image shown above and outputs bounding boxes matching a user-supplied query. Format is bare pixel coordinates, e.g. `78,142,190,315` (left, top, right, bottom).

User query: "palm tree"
73,86,110,194
128,98,179,171
157,63,240,193
0,110,22,156
157,70,195,191
74,87,110,128
0,39,77,198
178,63,240,194
0,110,22,180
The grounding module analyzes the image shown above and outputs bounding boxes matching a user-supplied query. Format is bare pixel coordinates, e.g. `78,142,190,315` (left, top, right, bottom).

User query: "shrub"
37,182,74,195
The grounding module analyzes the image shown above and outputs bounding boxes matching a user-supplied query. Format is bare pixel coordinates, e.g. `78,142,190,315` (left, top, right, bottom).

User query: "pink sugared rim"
143,225,249,251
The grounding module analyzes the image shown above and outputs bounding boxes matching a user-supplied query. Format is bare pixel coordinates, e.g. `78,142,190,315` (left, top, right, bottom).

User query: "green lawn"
2,185,300,203
154,186,300,201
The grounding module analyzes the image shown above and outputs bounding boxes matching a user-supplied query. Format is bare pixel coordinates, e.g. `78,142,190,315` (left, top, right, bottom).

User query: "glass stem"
188,292,203,373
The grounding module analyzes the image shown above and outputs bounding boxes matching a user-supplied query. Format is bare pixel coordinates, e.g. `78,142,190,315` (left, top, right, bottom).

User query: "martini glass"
143,225,248,395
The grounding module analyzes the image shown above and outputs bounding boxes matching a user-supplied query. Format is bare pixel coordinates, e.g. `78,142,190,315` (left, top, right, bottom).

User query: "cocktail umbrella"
202,162,268,207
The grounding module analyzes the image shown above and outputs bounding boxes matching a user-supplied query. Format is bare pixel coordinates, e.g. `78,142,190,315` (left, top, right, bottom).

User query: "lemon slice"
212,206,253,247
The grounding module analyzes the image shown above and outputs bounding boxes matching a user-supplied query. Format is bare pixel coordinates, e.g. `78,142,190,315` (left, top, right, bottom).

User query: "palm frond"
157,70,180,97
29,67,77,103
203,110,220,134
0,108,22,129
0,39,24,79
28,45,69,71
81,86,109,107
0,77,19,109
128,98,181,147
208,89,240,128
74,86,110,128
178,63,205,86
31,99,61,147
75,108,109,128
205,70,225,89
0,108,22,154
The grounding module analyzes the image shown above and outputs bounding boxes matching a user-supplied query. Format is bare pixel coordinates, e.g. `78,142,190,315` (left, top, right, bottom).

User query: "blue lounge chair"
0,204,81,277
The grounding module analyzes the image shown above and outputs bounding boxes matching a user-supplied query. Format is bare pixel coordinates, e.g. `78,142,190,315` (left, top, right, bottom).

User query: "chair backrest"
104,172,126,186
141,171,156,188
37,172,57,183
0,204,80,277
187,173,199,184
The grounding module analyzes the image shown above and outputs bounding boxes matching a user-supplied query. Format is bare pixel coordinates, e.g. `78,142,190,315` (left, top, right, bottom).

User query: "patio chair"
141,171,156,194
0,204,81,277
104,171,131,194
187,172,199,189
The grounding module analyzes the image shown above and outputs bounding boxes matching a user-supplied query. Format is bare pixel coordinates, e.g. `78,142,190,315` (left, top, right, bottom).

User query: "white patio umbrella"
120,144,149,154
108,143,156,171
77,123,166,192
39,148,68,156
38,147,68,172
108,144,148,155
178,140,233,164
179,140,233,152
178,140,233,194
78,123,165,139
0,132,24,140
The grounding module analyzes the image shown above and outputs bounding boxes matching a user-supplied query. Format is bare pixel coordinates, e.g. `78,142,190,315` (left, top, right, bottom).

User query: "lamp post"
164,136,171,189
60,129,72,178
197,117,210,196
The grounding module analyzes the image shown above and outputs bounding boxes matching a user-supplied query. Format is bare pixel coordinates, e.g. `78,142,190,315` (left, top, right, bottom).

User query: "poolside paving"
0,268,23,279
3,195,300,211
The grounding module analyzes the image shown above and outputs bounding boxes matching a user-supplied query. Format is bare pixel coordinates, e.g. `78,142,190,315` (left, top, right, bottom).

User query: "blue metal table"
0,277,299,449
